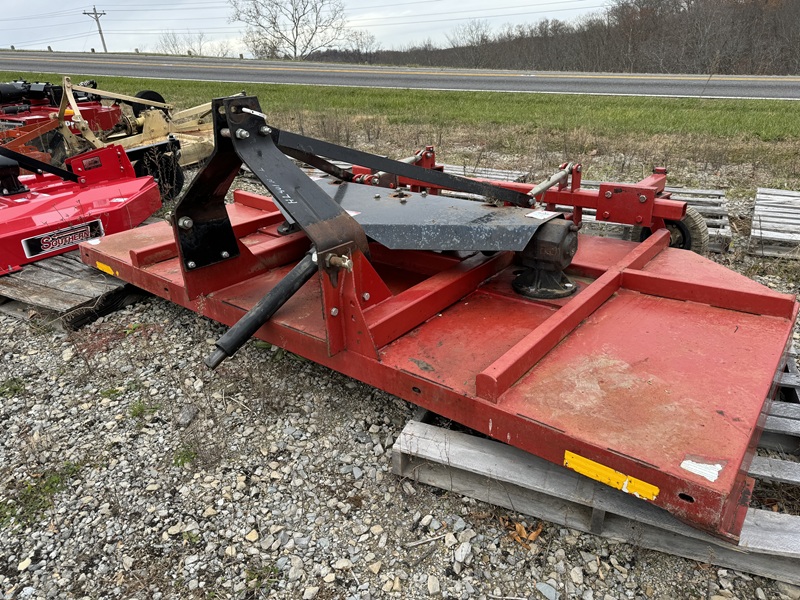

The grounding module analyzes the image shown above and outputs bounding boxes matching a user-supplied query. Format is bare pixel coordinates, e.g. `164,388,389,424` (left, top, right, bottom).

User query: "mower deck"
80,190,798,541
1,145,161,274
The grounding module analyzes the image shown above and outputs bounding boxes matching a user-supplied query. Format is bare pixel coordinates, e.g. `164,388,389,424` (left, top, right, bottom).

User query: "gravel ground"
2,172,800,599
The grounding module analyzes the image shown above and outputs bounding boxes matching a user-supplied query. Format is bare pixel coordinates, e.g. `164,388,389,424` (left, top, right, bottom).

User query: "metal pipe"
204,252,318,369
528,163,573,200
369,154,419,183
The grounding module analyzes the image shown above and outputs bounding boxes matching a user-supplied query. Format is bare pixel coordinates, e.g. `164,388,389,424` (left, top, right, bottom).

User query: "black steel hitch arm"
204,251,318,369
0,146,79,182
274,129,534,207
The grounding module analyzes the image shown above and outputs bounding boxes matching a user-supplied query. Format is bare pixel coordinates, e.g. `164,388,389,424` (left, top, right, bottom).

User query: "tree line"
310,0,800,75
155,0,800,75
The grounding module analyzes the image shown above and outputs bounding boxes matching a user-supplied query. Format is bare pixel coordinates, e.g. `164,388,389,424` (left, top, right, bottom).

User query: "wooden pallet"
749,188,800,259
392,363,800,585
565,182,732,253
0,251,135,329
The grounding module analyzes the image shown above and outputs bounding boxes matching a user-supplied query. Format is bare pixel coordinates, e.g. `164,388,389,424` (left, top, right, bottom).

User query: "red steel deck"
79,191,798,541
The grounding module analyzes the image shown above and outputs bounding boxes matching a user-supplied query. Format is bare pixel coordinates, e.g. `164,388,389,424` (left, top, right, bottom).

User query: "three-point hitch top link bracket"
174,96,572,369
172,95,537,280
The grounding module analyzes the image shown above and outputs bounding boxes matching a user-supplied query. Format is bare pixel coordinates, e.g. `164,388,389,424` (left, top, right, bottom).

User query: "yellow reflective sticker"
95,261,115,276
564,451,659,501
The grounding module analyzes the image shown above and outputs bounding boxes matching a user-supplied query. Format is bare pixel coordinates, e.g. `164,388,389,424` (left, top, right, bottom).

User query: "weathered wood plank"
0,276,88,312
752,208,800,219
780,372,800,390
747,245,800,259
749,456,800,485
393,420,800,583
9,264,119,299
33,260,92,279
770,402,800,421
749,188,800,256
752,216,800,225
751,226,800,238
669,197,727,207
750,230,800,242
755,197,800,206
764,414,800,437
758,187,800,197
686,206,729,216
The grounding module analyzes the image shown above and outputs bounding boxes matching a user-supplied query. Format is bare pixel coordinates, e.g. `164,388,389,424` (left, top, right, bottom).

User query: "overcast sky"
3,0,606,56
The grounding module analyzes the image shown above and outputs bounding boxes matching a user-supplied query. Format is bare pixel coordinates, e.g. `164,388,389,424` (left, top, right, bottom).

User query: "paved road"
1,51,799,99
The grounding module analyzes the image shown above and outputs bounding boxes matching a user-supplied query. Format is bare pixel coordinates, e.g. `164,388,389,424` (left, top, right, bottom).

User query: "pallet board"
392,373,800,585
749,188,800,259
0,251,135,329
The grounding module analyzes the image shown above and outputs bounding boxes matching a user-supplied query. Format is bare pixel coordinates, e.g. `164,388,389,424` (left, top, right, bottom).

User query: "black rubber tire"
680,205,710,255
635,206,709,254
130,90,166,117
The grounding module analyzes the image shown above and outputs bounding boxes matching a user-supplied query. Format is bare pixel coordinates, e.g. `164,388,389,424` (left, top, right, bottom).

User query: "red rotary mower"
0,145,161,275
0,79,128,135
79,96,798,542
0,80,127,163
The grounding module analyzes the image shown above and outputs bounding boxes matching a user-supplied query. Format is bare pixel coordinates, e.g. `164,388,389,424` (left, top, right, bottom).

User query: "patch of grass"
173,445,198,467
0,500,16,526
182,530,202,545
2,462,83,527
130,399,160,420
244,564,280,591
99,387,122,399
123,322,142,336
0,377,24,398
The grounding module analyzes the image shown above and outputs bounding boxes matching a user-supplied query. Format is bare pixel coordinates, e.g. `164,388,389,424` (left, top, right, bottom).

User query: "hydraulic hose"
204,252,318,369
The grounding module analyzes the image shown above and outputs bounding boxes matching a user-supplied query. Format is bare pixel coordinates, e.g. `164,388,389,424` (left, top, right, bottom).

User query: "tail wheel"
636,206,709,254
134,151,185,201
130,90,167,118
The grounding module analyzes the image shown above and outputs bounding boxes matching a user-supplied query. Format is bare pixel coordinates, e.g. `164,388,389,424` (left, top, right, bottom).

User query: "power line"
11,31,98,49
350,0,601,23
0,8,91,22
98,1,603,33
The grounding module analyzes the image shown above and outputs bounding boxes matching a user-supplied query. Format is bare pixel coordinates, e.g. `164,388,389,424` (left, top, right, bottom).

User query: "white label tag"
525,209,560,219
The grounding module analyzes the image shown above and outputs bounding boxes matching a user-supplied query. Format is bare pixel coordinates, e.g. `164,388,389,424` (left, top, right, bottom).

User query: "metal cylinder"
528,163,573,200
205,252,318,369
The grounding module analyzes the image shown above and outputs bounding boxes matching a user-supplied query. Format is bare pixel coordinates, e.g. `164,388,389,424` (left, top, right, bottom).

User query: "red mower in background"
0,80,127,164
0,78,184,202
0,79,128,135
0,144,161,275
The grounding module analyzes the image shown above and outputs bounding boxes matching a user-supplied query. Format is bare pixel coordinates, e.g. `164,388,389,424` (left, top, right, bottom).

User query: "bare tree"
155,31,185,55
446,20,493,68
346,30,381,63
155,31,232,57
229,0,347,60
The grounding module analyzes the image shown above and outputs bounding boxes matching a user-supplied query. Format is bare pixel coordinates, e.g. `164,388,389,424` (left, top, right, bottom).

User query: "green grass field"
3,70,799,140
3,70,800,192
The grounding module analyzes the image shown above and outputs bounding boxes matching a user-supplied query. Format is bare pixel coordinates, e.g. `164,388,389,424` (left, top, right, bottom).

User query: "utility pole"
83,5,108,53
